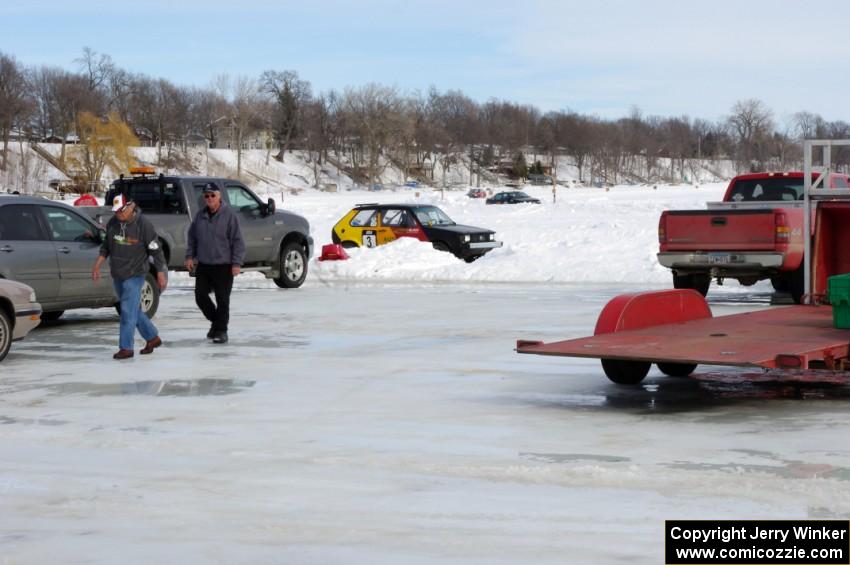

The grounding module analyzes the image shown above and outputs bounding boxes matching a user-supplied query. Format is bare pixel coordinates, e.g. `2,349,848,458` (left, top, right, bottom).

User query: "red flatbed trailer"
517,290,850,383
517,140,850,385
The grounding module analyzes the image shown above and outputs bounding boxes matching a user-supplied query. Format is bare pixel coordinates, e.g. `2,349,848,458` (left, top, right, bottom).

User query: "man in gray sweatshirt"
184,183,245,343
92,196,168,359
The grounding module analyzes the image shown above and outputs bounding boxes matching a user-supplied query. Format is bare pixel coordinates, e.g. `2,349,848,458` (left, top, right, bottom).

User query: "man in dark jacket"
185,183,245,343
92,196,168,359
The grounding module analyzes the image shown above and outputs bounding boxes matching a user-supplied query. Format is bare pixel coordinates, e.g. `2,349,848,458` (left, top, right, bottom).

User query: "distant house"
7,129,30,142
185,133,210,149
133,127,155,147
211,123,275,150
41,133,79,145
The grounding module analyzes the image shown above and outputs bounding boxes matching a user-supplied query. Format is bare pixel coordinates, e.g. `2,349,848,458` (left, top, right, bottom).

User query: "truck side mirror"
266,198,276,216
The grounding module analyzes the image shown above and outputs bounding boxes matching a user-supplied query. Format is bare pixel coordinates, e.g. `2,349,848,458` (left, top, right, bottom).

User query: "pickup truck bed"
657,172,850,302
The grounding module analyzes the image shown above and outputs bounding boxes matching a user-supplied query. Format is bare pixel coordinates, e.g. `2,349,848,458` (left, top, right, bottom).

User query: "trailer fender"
593,289,712,335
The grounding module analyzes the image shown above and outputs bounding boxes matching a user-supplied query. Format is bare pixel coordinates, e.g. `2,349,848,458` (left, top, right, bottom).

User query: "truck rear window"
121,181,184,214
728,178,804,202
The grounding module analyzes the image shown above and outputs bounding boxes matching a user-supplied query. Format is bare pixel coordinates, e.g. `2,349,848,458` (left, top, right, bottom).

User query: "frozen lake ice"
1,282,849,564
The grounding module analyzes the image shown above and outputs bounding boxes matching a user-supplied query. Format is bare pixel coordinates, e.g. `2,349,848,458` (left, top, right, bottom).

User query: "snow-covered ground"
10,165,835,563
3,284,849,564
195,180,762,296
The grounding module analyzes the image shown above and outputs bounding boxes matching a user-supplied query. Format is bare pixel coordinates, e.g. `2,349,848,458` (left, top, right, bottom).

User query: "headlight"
488,233,494,241
463,235,470,242
29,290,37,302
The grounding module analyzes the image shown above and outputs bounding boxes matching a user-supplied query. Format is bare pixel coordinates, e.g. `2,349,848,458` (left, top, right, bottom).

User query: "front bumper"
13,306,42,340
457,240,503,260
468,241,503,251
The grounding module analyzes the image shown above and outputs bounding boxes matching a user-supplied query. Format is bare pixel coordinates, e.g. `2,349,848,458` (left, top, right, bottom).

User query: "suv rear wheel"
114,272,160,319
0,309,11,362
274,242,307,288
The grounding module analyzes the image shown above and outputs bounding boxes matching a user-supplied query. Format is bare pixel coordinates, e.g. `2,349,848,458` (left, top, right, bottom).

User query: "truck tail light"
658,214,667,244
775,212,790,242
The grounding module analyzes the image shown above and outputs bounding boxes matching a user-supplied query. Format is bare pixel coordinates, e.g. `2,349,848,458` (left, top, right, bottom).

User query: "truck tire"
114,272,160,319
601,359,651,385
673,272,710,296
274,242,307,288
0,309,11,362
789,264,805,304
657,362,697,377
770,275,790,292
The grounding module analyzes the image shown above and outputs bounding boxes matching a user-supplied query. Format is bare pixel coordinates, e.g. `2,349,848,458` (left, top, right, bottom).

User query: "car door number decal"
363,231,377,248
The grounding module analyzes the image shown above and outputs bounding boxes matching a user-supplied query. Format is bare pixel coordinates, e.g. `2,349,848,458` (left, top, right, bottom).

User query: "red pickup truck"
657,171,850,303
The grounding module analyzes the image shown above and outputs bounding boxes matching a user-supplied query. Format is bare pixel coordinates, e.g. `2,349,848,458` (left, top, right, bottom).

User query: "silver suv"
0,195,161,320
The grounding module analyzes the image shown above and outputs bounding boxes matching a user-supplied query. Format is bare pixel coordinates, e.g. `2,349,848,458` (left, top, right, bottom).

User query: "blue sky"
3,0,850,124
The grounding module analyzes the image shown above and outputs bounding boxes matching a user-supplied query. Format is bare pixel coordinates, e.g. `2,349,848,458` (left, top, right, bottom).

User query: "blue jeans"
113,275,158,351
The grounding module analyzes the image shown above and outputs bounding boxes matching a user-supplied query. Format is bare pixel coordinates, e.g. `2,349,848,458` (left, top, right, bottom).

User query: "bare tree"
301,95,332,186
187,86,228,148
260,70,312,162
216,75,264,177
343,83,405,185
0,53,32,170
728,99,774,171
75,47,115,92
129,76,193,163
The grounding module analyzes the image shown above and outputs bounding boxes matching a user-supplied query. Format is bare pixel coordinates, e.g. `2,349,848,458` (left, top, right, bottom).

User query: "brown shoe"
140,336,162,355
113,349,134,360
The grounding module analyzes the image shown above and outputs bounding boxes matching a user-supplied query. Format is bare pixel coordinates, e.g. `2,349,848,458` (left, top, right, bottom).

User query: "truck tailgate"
663,209,776,251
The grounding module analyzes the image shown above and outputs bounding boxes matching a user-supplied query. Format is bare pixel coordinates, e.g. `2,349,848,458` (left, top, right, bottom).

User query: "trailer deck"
517,304,849,370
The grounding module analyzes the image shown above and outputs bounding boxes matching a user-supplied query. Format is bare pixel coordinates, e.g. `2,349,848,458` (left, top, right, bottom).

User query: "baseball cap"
111,194,127,211
202,183,219,193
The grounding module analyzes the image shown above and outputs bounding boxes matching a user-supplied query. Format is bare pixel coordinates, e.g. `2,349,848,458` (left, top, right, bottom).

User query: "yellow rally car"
331,203,502,262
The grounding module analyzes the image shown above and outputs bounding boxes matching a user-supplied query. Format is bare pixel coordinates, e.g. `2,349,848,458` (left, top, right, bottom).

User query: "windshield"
728,178,804,202
514,192,531,198
413,206,455,226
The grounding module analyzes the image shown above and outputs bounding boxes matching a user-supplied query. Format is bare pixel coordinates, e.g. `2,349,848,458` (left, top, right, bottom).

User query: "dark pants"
195,263,234,333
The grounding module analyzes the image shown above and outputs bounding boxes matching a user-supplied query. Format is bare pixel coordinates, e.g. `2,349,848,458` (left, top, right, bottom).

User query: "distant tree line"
3,47,850,188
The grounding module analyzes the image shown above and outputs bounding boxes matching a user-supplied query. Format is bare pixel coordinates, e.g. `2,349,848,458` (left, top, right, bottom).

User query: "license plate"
708,253,730,264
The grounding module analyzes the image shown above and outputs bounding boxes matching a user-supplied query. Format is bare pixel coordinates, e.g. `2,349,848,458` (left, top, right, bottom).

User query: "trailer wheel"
657,362,697,377
601,359,651,385
673,273,710,296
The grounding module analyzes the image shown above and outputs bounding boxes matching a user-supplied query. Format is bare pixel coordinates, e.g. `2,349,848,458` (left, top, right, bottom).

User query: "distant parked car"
403,181,419,188
467,188,487,199
486,191,541,205
331,203,502,262
0,279,41,362
0,195,161,320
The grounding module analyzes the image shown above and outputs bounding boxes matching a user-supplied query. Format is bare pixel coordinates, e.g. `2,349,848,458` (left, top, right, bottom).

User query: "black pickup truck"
83,169,313,288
